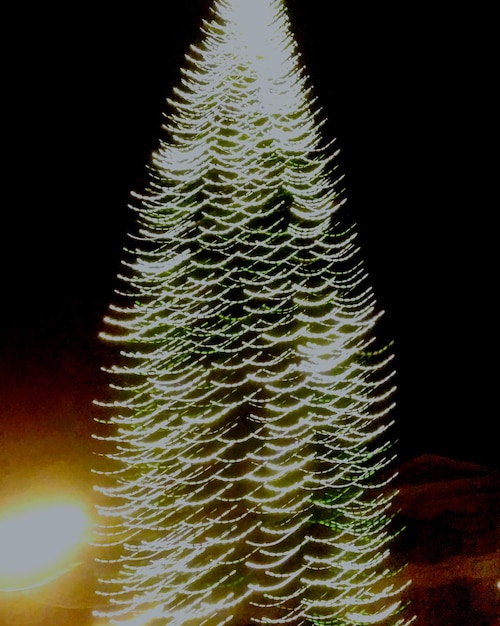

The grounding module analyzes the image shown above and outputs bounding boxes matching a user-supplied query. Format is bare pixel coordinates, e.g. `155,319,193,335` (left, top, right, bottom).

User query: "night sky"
1,0,497,512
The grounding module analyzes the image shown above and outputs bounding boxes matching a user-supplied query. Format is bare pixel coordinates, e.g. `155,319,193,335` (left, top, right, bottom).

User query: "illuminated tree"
93,0,413,624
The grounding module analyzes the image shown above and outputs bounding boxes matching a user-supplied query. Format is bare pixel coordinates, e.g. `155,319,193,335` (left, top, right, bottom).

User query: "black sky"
1,0,497,504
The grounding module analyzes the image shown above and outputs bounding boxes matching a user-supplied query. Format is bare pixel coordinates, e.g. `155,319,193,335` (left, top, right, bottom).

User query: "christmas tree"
93,0,412,624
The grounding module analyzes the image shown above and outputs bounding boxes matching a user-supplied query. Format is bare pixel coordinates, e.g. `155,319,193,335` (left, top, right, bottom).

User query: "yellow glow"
0,497,90,591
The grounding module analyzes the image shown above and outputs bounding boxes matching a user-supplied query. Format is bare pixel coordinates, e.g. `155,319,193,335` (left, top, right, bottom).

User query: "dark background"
1,0,497,510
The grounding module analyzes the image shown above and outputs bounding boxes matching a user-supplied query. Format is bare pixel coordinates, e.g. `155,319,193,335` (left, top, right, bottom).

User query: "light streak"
93,0,412,623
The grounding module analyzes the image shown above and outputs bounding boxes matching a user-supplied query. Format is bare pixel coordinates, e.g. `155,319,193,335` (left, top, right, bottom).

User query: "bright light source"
0,497,91,591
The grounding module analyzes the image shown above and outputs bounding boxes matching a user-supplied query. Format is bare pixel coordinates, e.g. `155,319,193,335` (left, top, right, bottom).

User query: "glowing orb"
0,497,90,591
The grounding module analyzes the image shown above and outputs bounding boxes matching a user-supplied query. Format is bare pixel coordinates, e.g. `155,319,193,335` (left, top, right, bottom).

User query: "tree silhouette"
93,0,412,624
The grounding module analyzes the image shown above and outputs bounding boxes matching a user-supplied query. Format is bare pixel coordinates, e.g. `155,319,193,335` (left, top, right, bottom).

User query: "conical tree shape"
93,0,413,624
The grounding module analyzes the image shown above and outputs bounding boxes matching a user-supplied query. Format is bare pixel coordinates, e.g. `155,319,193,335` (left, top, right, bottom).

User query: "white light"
226,0,274,51
347,601,401,624
93,0,409,622
0,497,90,591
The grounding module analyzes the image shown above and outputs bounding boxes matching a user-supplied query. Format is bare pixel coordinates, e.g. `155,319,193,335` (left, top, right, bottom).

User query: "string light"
93,0,413,624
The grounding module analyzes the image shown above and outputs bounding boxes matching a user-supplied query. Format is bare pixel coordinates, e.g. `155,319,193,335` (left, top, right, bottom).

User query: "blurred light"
121,605,164,626
0,497,91,591
92,605,163,626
